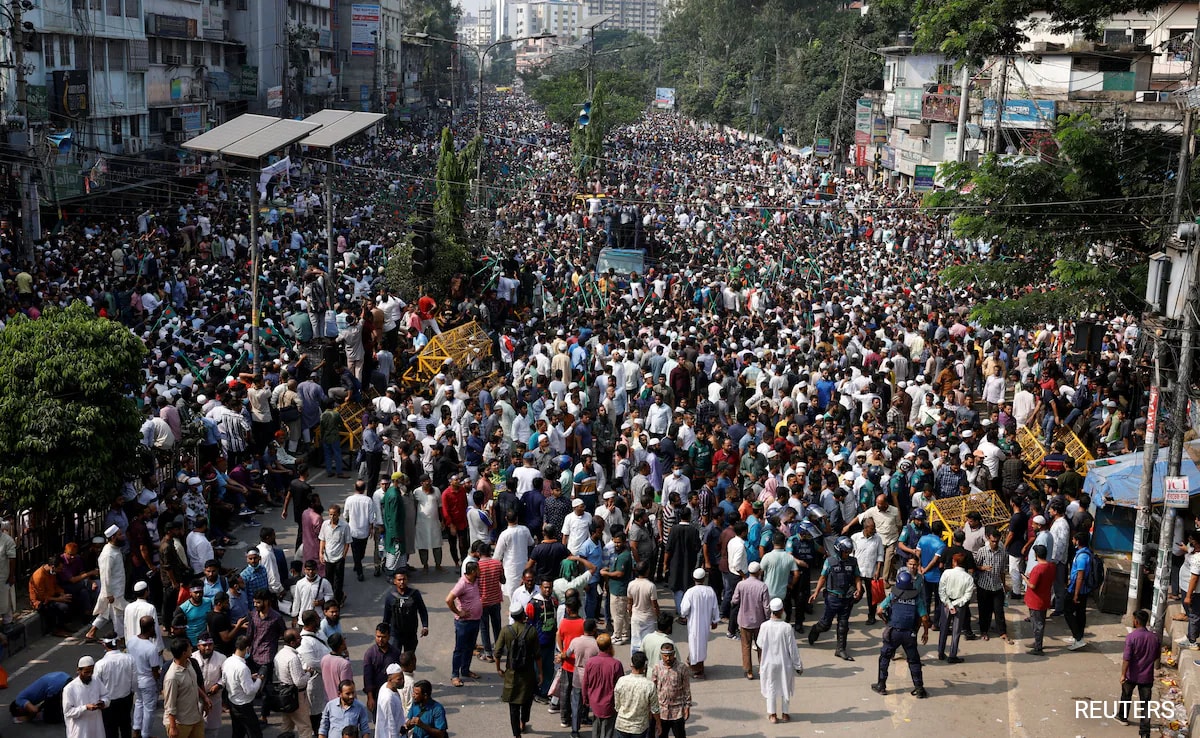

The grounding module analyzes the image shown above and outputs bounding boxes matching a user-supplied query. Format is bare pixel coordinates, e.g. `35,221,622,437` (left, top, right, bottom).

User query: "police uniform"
785,530,819,627
875,584,928,693
808,553,860,658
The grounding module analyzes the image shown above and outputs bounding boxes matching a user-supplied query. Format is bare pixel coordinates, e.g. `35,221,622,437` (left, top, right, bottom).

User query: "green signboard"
914,164,936,192
26,85,49,123
239,65,259,98
815,137,832,157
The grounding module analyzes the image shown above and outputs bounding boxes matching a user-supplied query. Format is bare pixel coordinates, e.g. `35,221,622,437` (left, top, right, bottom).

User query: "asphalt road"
1,471,1163,738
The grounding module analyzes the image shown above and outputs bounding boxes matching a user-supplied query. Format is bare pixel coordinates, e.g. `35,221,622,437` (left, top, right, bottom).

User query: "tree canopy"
0,301,146,515
928,113,1183,324
890,0,1165,65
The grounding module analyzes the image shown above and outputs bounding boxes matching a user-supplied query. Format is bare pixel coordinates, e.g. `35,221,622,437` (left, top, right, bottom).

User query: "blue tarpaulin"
1085,448,1200,510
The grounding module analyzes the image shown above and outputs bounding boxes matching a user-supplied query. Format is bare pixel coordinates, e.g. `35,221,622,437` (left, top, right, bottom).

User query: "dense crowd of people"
0,88,1174,738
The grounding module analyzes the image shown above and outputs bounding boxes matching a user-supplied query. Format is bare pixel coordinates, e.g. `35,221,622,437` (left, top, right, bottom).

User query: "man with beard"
64,656,107,738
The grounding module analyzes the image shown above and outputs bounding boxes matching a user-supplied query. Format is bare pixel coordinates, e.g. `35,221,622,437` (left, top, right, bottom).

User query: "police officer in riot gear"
785,520,821,629
807,536,863,661
871,569,930,698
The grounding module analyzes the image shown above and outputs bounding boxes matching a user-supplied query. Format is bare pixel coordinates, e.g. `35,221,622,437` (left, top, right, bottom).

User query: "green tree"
929,114,1180,324
0,302,147,515
403,0,462,103
434,126,480,238
889,0,1162,64
572,80,612,177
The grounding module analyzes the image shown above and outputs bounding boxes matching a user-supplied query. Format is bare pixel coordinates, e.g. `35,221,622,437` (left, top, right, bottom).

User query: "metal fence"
13,443,198,583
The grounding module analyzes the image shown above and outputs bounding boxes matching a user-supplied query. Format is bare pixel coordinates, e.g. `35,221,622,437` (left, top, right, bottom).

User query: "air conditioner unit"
165,55,183,66
169,116,184,132
192,56,204,66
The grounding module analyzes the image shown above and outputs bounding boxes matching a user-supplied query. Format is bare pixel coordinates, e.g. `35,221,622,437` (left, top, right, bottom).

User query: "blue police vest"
887,588,920,630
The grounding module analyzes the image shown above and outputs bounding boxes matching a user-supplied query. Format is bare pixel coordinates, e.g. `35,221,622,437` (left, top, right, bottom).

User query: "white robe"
678,584,720,664
63,676,107,738
756,618,803,703
192,650,226,731
123,598,164,652
93,543,127,635
494,525,534,600
375,685,404,738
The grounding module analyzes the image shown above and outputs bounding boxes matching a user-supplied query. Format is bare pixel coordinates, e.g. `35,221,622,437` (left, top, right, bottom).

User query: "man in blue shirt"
10,671,71,723
318,680,371,738
917,522,948,627
1064,531,1094,651
404,679,448,738
578,522,605,620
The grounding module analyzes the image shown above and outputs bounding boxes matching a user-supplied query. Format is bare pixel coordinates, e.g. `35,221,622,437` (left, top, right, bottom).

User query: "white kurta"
756,618,803,703
192,651,226,731
375,685,404,738
63,676,107,738
679,584,720,664
124,598,164,651
94,543,127,635
413,489,441,551
494,525,534,600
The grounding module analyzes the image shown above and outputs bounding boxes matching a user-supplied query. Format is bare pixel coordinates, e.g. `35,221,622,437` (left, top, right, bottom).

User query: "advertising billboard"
351,4,381,56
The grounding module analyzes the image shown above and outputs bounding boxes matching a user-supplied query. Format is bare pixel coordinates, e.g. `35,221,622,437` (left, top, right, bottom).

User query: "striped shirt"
975,546,1007,592
477,557,504,606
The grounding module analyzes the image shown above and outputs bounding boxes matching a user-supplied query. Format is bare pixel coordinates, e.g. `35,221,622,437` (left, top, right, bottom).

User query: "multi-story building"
511,0,583,41
584,0,664,39
872,5,1190,189
144,0,247,150
335,0,402,113
228,0,336,117
476,6,495,44
20,0,149,202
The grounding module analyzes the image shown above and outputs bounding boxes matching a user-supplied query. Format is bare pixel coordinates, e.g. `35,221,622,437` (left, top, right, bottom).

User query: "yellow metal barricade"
926,490,1010,544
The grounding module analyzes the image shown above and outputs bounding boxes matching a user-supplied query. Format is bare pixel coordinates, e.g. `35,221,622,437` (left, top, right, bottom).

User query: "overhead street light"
403,29,557,203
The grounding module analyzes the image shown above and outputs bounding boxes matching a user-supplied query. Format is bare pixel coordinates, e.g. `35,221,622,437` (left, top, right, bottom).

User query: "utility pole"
830,38,852,167
1174,12,1200,224
990,56,1008,154
1152,5,1200,639
1127,342,1160,622
11,0,34,262
955,64,970,163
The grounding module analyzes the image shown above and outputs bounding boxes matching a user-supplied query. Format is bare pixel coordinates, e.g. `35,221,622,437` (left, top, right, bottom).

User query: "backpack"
507,624,533,669
1082,549,1104,594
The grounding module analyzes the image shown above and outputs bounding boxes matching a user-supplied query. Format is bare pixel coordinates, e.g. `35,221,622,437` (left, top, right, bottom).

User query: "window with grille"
43,34,56,67
109,40,127,70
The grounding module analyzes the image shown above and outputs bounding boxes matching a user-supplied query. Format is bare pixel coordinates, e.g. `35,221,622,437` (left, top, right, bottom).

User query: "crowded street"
0,88,1176,738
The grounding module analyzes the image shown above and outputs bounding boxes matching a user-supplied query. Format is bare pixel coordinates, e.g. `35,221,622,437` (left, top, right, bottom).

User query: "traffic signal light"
578,101,591,127
410,232,436,276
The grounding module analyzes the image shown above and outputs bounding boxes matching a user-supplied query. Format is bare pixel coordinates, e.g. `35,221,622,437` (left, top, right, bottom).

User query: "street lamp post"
404,30,555,204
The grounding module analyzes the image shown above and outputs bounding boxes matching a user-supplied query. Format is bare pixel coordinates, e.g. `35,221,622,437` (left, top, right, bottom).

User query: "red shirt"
476,557,504,606
1024,561,1055,611
582,651,625,718
558,616,585,672
441,486,469,529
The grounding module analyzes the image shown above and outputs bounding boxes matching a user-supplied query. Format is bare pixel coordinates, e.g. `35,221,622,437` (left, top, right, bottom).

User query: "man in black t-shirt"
1005,497,1029,595
528,526,570,585
283,464,314,551
205,592,245,656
